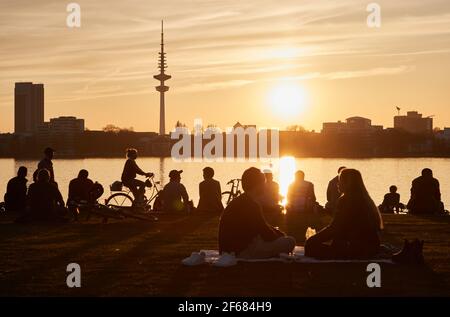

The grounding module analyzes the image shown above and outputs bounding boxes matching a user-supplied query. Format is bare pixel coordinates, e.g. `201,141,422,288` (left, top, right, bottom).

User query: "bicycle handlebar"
227,179,241,185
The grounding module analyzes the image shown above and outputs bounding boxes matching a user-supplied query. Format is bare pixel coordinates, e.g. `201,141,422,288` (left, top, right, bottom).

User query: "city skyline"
1,0,450,133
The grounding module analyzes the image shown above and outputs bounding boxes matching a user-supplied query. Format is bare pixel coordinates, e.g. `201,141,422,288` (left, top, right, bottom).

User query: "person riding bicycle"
121,148,153,204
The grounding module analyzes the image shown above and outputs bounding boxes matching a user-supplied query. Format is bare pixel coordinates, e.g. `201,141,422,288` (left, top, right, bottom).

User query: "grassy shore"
0,212,449,296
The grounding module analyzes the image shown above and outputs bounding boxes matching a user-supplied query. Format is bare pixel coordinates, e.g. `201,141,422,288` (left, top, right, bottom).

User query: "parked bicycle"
222,178,242,206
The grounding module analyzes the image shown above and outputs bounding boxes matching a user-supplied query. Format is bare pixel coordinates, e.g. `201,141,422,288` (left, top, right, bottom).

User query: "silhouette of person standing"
38,147,56,184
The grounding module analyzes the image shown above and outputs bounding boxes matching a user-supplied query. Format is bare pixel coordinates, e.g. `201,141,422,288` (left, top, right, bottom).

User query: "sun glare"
268,82,305,118
278,156,297,207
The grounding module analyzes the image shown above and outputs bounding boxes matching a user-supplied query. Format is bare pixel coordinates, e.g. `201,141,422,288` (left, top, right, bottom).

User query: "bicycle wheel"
106,193,134,208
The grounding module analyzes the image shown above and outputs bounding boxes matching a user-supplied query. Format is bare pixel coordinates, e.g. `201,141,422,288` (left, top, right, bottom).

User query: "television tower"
154,20,171,136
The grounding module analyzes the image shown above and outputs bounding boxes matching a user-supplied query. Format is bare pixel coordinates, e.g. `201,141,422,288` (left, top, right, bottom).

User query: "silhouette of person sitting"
67,169,94,220
38,147,56,184
162,170,191,213
218,167,295,259
259,170,282,213
305,169,383,259
68,170,94,203
407,168,444,214
379,185,404,213
121,148,153,204
26,169,67,222
4,166,28,214
325,166,346,213
197,167,223,213
287,170,316,213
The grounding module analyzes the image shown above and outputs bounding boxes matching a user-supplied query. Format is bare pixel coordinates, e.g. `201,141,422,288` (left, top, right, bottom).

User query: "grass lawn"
0,211,449,297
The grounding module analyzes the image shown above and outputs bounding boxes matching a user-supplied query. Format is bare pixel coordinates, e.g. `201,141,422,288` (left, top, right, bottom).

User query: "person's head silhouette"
203,167,214,180
17,166,27,178
44,147,54,160
422,168,433,177
37,169,50,183
126,148,138,160
78,169,89,179
295,170,305,182
241,167,265,196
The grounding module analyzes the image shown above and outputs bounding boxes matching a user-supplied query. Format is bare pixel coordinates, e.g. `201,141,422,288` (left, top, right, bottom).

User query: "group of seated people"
377,168,444,214
219,167,383,260
219,165,442,261
2,145,446,227
5,167,67,223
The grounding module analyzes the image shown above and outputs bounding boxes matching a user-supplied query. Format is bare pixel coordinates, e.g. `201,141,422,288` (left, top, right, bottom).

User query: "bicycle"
222,179,242,206
105,176,163,215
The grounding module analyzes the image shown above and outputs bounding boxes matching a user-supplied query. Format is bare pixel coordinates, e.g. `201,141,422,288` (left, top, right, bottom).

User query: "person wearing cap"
218,167,296,259
162,170,190,213
260,169,281,213
38,147,55,183
197,167,223,213
121,148,153,204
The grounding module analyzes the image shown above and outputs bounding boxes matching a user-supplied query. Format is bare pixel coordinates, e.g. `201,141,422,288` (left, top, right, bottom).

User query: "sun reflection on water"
269,156,297,213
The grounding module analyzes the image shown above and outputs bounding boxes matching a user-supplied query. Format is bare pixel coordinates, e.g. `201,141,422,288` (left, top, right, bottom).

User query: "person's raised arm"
132,160,147,176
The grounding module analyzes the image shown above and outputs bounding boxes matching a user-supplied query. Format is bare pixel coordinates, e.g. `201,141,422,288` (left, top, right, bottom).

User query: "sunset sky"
1,0,450,132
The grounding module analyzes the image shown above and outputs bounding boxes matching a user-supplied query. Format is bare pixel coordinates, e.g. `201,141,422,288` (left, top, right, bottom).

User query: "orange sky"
1,0,450,133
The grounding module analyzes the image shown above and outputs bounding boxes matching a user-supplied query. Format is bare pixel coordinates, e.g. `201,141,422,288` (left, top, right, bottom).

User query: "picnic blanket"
183,246,394,267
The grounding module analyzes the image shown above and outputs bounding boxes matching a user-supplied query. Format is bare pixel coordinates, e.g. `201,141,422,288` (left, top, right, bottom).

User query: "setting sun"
268,82,305,119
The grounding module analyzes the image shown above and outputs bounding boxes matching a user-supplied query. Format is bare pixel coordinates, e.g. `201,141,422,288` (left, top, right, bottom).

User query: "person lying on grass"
305,168,383,259
218,167,296,259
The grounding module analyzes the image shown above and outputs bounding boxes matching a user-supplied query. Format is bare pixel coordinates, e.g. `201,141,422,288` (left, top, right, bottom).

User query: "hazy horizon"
1,0,450,133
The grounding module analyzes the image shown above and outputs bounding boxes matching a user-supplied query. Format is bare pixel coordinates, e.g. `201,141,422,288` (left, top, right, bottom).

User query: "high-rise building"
14,82,44,134
154,20,171,136
394,111,433,134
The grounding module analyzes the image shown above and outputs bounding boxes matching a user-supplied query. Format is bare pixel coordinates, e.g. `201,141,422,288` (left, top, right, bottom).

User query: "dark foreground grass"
0,211,449,296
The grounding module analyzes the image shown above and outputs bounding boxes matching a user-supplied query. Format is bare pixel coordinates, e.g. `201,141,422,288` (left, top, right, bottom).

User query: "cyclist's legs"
124,179,146,202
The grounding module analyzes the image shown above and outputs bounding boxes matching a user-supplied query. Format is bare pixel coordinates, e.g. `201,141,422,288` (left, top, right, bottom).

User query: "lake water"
1,157,449,209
